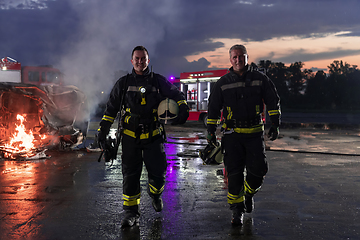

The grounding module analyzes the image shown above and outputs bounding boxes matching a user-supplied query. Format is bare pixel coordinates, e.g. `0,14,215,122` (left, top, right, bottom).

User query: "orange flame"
6,115,35,150
2,114,47,159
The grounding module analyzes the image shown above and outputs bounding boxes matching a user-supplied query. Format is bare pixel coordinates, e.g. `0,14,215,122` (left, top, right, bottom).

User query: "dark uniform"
99,67,188,222
207,64,280,219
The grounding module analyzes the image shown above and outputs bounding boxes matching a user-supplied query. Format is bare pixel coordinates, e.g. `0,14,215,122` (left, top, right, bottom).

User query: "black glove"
268,114,280,141
206,132,216,145
171,104,189,125
97,121,111,149
267,124,279,141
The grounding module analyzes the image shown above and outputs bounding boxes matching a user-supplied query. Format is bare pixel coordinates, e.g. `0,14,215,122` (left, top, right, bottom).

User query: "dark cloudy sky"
1,0,360,110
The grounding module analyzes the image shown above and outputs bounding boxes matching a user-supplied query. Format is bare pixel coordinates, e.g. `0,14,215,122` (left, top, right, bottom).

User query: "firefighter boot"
121,206,140,228
147,186,163,212
245,193,254,213
151,195,163,212
230,203,245,226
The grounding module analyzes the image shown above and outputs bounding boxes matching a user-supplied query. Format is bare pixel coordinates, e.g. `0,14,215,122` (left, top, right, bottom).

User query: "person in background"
206,44,281,226
97,46,189,228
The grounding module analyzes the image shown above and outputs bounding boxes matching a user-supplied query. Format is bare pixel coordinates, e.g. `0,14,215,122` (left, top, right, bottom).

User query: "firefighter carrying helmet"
158,98,179,120
199,141,224,165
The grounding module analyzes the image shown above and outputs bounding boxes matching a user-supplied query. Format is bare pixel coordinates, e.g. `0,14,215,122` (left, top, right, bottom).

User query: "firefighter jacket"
101,67,187,139
207,65,281,136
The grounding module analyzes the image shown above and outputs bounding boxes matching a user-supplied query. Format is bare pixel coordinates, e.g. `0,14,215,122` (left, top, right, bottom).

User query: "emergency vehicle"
0,56,63,85
178,69,229,126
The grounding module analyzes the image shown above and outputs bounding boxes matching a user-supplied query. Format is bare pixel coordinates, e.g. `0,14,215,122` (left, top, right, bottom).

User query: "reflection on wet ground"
1,123,360,239
266,128,360,156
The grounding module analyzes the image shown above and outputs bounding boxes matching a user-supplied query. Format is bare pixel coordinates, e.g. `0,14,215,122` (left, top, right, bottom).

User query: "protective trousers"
222,133,268,207
121,134,167,213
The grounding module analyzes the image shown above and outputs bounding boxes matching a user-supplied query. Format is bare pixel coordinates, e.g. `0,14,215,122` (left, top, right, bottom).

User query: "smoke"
57,0,184,118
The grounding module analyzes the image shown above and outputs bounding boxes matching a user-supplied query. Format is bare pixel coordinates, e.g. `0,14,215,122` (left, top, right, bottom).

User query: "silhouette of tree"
258,60,272,75
305,70,326,109
266,61,289,105
249,59,359,110
326,60,357,109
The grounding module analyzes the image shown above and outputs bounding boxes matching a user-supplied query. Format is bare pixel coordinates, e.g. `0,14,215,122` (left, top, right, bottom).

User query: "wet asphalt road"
1,120,360,240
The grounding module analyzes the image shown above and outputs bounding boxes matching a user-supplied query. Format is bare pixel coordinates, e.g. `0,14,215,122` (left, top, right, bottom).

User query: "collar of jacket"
229,65,253,79
131,67,151,78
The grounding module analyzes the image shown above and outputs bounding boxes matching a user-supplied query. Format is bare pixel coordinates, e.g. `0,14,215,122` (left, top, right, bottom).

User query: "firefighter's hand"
97,131,107,150
97,123,111,149
172,104,189,125
267,125,279,141
207,132,216,145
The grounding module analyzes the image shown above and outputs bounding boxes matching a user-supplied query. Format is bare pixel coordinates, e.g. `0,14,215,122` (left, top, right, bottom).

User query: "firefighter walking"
206,44,281,226
97,46,189,228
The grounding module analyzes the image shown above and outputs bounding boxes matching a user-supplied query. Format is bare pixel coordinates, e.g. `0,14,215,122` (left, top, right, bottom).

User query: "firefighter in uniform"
207,44,281,226
97,46,189,228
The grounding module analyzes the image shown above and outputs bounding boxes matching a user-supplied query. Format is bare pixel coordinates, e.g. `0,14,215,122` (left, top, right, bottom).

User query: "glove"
97,121,111,149
267,125,279,141
206,132,216,145
171,104,189,125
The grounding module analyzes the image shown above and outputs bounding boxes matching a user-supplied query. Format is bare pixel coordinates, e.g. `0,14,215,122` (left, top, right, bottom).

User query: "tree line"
252,60,360,111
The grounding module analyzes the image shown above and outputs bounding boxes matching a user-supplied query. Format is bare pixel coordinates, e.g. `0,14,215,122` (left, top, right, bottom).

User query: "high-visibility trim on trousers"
244,180,260,195
149,183,164,195
227,192,245,204
123,193,141,206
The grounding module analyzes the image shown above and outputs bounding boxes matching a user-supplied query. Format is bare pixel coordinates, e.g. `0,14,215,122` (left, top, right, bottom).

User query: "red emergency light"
1,57,21,71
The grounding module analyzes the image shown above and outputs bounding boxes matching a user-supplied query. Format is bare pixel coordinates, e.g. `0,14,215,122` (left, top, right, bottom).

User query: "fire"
1,114,48,159
7,115,35,150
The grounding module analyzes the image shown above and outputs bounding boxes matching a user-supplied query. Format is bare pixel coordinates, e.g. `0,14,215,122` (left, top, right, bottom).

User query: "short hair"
131,46,149,58
229,44,247,56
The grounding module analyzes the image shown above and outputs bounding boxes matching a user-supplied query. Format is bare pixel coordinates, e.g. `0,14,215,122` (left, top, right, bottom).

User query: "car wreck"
0,82,89,160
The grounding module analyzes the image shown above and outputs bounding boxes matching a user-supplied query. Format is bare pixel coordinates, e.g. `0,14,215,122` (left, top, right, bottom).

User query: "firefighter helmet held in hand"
199,141,224,165
158,98,179,120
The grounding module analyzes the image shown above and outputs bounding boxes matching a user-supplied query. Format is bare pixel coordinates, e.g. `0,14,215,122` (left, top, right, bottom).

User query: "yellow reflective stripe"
226,107,232,120
251,80,262,86
244,180,260,195
149,183,164,195
124,116,131,124
227,192,245,204
123,193,141,206
221,82,245,91
207,118,219,125
221,81,263,91
177,100,187,106
268,109,281,116
221,124,264,133
102,115,115,123
123,129,160,139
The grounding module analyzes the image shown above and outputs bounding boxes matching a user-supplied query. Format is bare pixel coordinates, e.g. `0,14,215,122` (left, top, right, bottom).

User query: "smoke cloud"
55,0,185,118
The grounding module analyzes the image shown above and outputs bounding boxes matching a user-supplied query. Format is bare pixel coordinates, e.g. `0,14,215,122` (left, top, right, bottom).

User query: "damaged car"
0,82,89,160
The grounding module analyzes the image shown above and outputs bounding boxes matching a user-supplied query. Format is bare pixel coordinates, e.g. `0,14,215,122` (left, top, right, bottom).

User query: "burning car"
0,57,89,160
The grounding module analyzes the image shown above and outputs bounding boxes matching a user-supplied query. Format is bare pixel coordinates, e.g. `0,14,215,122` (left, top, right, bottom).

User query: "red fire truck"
179,69,229,126
0,56,63,85
177,69,267,127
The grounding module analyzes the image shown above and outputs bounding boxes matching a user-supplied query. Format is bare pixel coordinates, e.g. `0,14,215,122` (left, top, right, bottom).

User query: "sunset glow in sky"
186,31,360,71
